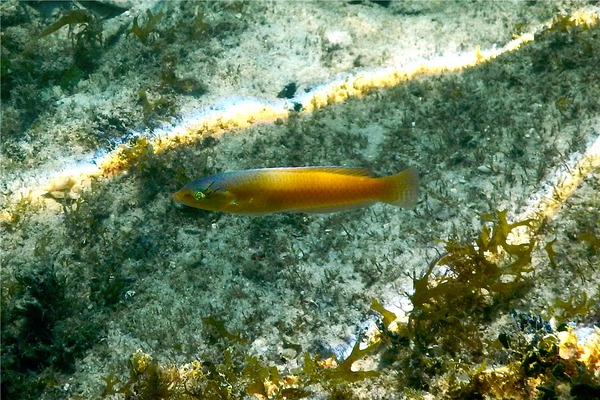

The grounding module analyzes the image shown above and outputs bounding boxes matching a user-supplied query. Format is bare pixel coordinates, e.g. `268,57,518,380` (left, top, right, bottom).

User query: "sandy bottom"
1,1,599,399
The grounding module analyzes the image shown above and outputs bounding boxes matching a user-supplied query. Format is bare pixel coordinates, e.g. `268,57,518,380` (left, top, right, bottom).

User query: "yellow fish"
173,167,419,214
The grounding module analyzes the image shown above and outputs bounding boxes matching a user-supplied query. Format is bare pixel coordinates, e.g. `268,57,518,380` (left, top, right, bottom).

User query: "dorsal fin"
273,166,375,177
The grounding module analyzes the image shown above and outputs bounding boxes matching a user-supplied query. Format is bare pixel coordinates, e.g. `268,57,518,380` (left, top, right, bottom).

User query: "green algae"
127,10,164,44
370,298,397,328
407,210,536,357
98,210,549,399
99,328,380,399
368,208,599,398
39,8,103,45
1,265,101,398
39,7,105,79
0,192,33,232
448,325,600,399
549,292,598,322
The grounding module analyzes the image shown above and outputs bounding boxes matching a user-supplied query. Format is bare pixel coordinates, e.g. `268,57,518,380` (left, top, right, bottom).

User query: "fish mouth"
172,190,188,205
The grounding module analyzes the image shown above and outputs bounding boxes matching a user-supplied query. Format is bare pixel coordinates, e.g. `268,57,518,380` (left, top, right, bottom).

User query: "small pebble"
477,165,493,173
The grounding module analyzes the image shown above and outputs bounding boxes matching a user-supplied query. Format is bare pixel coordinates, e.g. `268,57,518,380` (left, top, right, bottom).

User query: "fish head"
172,176,237,212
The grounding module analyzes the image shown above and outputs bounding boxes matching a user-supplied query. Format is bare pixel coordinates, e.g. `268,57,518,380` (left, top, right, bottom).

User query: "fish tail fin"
381,168,419,208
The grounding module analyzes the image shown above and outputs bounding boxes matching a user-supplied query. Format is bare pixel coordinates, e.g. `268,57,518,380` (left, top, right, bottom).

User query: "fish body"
172,167,419,214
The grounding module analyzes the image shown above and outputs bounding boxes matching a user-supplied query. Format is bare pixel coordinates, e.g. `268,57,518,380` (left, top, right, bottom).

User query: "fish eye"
194,191,206,201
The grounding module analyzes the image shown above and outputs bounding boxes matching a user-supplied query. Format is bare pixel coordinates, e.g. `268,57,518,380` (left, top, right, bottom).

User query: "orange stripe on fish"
172,167,419,214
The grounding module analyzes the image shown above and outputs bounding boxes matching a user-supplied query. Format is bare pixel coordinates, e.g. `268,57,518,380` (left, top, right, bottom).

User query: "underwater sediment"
1,1,599,399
